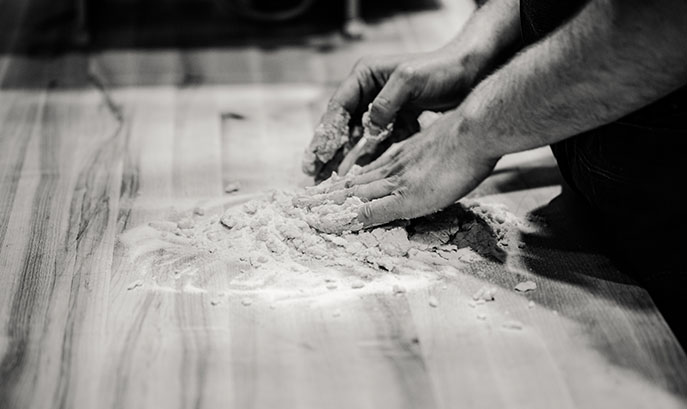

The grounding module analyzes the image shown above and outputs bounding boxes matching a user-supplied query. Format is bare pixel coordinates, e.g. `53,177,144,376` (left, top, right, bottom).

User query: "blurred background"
0,0,475,89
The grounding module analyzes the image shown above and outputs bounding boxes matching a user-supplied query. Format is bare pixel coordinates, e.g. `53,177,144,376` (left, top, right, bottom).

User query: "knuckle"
359,203,374,222
371,96,392,112
386,174,403,187
390,160,406,175
380,164,395,178
386,174,402,188
352,56,373,75
396,63,417,82
393,187,407,199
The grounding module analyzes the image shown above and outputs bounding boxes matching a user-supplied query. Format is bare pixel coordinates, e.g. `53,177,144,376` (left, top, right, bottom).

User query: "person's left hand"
307,112,500,228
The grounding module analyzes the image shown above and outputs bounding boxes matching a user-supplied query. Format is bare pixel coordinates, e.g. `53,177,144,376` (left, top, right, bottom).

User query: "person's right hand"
303,50,482,178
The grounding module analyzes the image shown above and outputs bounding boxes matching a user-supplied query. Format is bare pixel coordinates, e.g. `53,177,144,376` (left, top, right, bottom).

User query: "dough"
302,102,351,176
121,171,523,302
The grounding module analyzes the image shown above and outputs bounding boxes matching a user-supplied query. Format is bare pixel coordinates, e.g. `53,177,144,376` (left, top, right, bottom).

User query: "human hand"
303,50,481,179
307,112,499,228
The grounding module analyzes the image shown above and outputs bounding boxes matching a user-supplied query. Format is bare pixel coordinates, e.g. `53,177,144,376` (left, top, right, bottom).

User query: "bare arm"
436,0,522,89
457,0,687,159
362,0,523,127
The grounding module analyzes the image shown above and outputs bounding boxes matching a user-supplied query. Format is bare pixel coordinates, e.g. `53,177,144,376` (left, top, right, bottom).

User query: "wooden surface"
2,1,687,408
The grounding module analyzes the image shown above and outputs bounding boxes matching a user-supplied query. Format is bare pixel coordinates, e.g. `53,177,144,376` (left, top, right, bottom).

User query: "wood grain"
1,1,687,408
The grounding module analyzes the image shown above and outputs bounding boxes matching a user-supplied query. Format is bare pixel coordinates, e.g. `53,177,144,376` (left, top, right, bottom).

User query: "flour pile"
119,179,521,303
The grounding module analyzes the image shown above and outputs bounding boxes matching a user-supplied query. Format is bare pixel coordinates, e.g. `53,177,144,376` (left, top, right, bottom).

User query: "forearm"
439,0,522,83
453,0,687,158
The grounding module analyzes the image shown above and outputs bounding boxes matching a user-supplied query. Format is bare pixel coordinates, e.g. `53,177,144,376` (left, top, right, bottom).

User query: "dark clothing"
520,0,687,346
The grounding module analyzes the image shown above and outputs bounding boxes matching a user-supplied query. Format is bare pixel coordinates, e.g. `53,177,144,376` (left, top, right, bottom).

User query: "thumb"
357,195,407,228
367,66,415,131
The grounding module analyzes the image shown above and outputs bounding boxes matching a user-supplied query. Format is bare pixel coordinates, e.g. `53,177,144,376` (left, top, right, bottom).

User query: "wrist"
434,46,488,90
439,110,497,161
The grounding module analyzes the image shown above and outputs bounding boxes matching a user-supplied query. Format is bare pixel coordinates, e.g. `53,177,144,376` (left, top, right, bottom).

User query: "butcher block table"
2,1,687,407
1,75,686,408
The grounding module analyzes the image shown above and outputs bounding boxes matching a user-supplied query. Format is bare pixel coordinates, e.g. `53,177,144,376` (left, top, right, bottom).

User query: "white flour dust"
118,177,522,305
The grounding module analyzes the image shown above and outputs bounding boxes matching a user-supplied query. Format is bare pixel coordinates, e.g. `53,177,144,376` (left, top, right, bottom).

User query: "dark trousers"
552,120,687,348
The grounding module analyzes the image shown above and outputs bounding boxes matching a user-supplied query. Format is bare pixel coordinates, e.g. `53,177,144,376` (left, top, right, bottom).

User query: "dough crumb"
476,313,487,321
350,281,366,289
241,297,253,306
127,279,144,291
528,300,535,309
193,206,205,216
472,286,497,302
393,285,406,295
148,221,178,233
428,295,439,308
502,320,524,330
224,181,241,194
177,218,195,230
514,280,537,293
210,292,226,306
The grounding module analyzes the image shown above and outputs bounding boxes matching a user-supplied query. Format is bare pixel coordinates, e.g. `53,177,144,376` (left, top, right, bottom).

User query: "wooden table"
1,78,686,409
1,1,687,407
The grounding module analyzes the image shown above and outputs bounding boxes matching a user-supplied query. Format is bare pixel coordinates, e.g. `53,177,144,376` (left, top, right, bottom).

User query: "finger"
331,55,405,114
304,176,352,195
336,179,398,203
306,160,395,196
367,67,414,130
349,166,390,187
329,74,365,114
357,139,406,174
308,180,351,196
357,195,408,228
306,145,399,195
336,138,367,176
305,178,397,207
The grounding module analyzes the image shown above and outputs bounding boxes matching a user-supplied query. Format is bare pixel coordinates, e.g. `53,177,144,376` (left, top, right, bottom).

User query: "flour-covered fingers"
349,143,400,179
347,166,393,187
304,177,352,195
314,178,398,205
306,163,396,198
356,194,408,228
